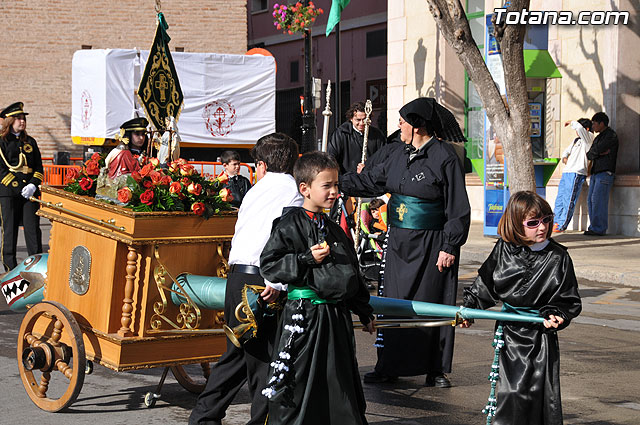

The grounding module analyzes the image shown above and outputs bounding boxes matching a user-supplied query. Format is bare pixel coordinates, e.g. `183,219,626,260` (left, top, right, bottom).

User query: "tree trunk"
425,0,536,193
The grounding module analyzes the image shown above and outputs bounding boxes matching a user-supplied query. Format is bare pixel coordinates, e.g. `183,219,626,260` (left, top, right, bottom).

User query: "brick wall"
0,1,247,157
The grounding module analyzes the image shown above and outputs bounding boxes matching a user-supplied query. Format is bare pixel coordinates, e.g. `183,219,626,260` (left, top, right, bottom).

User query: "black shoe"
425,374,452,388
363,370,397,384
583,230,605,236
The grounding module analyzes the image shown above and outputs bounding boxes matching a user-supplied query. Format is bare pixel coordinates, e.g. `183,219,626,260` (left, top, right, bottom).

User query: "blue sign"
485,189,505,228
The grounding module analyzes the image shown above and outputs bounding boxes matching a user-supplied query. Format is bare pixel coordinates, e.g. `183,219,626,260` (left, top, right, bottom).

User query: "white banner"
72,49,276,146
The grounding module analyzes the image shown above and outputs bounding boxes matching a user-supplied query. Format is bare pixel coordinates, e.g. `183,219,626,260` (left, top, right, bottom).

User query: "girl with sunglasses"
460,191,582,425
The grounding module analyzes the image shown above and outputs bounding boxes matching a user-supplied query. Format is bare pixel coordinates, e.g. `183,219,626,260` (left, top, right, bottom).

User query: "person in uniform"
339,97,471,386
0,102,44,271
104,117,149,179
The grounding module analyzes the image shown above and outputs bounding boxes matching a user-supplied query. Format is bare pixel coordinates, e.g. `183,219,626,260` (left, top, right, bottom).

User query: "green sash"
388,194,446,230
288,286,337,305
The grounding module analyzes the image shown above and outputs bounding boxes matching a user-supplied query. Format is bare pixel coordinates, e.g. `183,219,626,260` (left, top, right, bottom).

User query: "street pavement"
462,222,640,287
1,221,639,424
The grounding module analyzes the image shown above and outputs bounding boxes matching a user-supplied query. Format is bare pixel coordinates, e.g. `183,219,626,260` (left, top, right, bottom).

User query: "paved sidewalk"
461,222,640,287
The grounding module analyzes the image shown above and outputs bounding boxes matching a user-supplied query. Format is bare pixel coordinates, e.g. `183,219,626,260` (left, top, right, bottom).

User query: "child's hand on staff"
362,318,376,334
260,285,281,303
543,314,564,329
459,319,473,328
310,242,330,264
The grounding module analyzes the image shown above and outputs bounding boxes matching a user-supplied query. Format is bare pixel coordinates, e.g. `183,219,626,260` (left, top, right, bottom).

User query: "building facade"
248,0,388,144
389,0,639,236
1,1,247,157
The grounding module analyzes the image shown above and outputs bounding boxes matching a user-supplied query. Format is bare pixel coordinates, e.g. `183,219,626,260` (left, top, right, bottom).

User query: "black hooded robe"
260,207,373,425
327,121,387,175
463,238,582,425
340,140,470,377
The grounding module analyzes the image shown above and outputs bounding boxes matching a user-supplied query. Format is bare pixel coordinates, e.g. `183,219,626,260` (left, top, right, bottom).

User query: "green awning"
524,50,562,78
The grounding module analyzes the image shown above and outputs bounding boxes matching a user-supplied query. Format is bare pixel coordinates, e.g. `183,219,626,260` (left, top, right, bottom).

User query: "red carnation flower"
85,160,100,176
140,189,154,206
65,167,80,183
191,202,205,216
117,187,132,204
169,182,182,194
79,177,93,191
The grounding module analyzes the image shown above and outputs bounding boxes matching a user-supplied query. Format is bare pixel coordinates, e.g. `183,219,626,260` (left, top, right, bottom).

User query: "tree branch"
425,0,509,127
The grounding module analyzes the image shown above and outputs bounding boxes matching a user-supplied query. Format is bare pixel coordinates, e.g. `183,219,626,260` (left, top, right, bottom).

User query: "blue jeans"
554,173,586,230
587,171,615,234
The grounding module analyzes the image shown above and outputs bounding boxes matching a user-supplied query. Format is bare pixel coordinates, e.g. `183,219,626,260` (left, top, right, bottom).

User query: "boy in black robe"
260,152,375,425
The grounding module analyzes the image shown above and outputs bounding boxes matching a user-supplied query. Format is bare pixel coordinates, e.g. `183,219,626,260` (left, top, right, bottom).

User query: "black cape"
340,140,470,376
327,121,386,175
463,238,582,425
223,174,251,208
260,207,373,425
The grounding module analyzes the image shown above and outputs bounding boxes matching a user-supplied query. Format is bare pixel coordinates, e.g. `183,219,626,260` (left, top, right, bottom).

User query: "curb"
460,246,640,288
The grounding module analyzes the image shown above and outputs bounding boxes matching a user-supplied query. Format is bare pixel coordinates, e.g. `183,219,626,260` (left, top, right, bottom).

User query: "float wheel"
17,301,86,412
170,362,211,394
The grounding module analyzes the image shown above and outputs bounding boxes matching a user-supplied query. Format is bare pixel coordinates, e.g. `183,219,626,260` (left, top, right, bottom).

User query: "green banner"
325,0,350,36
137,13,183,131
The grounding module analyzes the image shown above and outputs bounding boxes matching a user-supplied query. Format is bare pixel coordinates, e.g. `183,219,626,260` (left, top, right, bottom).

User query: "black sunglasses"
523,215,554,229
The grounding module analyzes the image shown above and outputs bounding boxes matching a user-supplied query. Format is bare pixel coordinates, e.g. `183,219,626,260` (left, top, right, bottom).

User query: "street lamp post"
300,0,316,153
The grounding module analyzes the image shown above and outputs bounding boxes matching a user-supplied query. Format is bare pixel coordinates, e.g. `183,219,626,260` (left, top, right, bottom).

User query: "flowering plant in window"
272,2,323,35
62,153,103,197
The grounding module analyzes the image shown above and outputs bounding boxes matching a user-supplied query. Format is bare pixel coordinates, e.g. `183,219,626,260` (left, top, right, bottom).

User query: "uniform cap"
120,117,149,132
0,102,28,119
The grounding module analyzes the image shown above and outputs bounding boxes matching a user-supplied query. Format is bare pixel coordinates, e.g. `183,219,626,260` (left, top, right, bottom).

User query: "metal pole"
335,21,341,131
321,80,332,152
300,0,316,153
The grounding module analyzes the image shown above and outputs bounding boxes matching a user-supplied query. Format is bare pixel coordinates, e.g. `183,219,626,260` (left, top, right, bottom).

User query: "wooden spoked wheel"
170,362,211,393
17,301,86,412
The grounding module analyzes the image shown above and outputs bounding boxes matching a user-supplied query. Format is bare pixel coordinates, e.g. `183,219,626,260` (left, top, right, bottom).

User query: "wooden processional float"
15,186,236,411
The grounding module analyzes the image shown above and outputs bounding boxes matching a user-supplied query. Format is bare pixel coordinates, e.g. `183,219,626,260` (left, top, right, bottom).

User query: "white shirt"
228,172,303,291
561,121,594,175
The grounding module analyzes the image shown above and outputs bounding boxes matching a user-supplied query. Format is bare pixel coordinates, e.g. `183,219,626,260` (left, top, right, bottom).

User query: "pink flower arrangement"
272,2,323,35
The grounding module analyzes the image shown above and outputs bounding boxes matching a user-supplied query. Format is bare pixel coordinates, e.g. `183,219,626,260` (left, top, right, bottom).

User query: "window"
290,60,299,83
366,29,387,58
251,0,268,13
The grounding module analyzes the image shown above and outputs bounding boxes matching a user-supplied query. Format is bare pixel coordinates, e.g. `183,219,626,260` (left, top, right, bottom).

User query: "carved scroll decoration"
149,245,202,331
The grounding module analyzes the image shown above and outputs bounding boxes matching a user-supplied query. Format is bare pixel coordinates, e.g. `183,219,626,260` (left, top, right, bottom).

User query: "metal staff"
369,296,546,324
353,318,456,329
321,80,332,152
353,100,372,250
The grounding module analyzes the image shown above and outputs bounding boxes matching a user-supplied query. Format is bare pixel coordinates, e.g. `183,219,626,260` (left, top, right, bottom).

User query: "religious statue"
153,116,181,165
